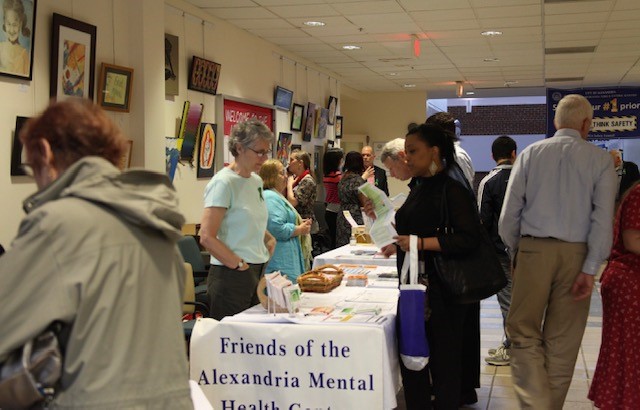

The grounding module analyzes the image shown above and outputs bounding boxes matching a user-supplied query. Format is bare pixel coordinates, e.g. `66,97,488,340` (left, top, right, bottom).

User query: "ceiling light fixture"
456,81,464,98
483,58,499,62
481,30,503,37
388,72,398,76
342,45,361,50
466,91,475,95
403,84,416,88
504,80,519,87
303,21,325,27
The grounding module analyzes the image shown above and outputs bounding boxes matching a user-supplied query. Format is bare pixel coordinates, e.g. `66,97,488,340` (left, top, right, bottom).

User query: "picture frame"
274,86,293,111
164,33,179,95
50,13,97,100
10,116,30,176
0,0,37,80
98,63,133,112
118,140,133,170
335,115,343,138
327,96,338,125
303,102,316,142
178,101,204,161
188,55,221,95
317,107,329,139
276,132,293,167
290,103,304,131
197,123,216,179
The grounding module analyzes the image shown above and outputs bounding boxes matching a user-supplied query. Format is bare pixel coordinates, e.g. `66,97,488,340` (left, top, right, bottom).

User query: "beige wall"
340,91,427,197
0,0,344,246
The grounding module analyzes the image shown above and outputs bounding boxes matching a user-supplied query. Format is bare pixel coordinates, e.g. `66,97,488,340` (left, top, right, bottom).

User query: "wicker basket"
297,264,344,293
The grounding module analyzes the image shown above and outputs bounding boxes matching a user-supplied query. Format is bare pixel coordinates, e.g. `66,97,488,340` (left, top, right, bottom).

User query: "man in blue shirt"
477,135,516,366
499,94,616,408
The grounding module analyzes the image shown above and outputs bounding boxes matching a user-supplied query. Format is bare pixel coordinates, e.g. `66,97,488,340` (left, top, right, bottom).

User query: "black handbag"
432,181,507,304
0,325,62,409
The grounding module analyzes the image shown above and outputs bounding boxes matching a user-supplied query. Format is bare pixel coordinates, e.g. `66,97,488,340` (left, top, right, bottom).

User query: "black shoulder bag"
432,181,507,304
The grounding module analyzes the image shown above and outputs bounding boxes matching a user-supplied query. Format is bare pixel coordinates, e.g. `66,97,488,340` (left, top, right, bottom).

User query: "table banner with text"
190,318,384,410
547,87,640,139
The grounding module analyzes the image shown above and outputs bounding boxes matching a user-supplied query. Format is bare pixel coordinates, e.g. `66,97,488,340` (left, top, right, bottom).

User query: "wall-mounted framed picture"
10,116,30,176
276,132,293,166
317,107,329,139
274,86,293,111
0,0,37,80
118,140,133,170
50,13,97,100
335,115,343,138
197,123,216,179
327,96,338,125
178,101,204,161
290,103,304,131
164,33,179,95
303,102,316,142
188,55,221,95
98,63,133,112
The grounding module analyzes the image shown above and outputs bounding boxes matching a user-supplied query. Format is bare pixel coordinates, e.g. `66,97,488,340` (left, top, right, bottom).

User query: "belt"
521,235,559,240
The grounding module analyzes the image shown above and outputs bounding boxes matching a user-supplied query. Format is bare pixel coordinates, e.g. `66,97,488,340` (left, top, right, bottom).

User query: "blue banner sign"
547,87,640,139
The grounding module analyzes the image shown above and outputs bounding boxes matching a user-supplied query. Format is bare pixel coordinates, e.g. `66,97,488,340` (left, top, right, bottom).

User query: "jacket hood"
23,157,185,241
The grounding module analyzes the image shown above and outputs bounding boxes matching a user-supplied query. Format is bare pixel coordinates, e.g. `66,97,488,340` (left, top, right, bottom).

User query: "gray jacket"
0,157,192,409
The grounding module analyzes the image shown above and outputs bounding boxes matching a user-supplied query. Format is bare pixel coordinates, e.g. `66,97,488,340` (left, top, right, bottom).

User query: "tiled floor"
396,285,603,409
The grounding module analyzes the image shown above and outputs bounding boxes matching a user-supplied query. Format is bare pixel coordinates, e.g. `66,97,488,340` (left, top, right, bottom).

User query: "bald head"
554,94,593,138
361,145,374,168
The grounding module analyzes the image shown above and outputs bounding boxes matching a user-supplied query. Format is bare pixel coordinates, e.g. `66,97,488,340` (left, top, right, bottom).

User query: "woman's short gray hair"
380,138,405,162
228,119,274,157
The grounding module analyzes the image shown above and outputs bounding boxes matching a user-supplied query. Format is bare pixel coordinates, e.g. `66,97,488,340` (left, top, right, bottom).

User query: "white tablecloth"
313,244,397,268
190,284,401,410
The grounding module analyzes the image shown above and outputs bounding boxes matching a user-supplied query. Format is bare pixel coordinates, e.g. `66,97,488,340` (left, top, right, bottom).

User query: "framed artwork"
98,63,133,112
327,140,335,148
317,107,329,139
335,115,343,138
178,101,204,161
303,102,316,142
197,123,216,179
276,132,293,166
0,0,36,80
164,33,179,95
118,140,133,170
290,103,304,131
327,96,338,125
10,116,30,176
314,107,321,138
274,86,293,111
50,13,97,100
291,144,302,152
188,55,221,95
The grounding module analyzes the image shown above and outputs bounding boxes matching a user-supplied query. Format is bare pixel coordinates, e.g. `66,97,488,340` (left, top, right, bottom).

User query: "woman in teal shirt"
259,159,311,282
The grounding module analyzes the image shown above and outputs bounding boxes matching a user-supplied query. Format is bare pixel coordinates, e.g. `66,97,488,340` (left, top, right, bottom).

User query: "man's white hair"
554,94,593,130
380,138,405,162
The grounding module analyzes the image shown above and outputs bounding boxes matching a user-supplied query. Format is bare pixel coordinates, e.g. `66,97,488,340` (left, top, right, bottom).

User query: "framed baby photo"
0,0,37,80
98,63,134,112
50,13,97,100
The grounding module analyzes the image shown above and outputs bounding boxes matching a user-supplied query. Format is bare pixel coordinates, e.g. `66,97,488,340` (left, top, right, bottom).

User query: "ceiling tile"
399,0,472,11
266,4,339,18
474,4,541,19
331,1,405,15
228,18,295,29
202,7,277,19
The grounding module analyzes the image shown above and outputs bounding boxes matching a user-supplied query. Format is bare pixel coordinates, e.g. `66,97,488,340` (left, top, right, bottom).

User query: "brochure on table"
357,183,398,248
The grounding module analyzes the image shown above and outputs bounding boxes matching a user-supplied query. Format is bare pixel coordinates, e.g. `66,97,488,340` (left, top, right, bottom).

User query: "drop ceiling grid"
184,0,640,94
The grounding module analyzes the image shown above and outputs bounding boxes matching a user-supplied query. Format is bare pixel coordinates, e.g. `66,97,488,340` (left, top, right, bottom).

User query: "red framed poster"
221,97,274,165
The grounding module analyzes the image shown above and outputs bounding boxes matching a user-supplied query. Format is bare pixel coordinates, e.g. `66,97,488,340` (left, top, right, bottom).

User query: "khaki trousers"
506,237,590,409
